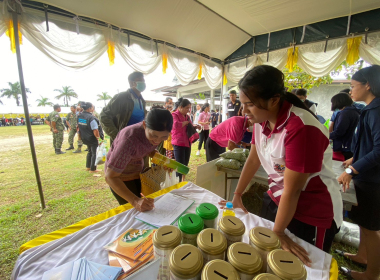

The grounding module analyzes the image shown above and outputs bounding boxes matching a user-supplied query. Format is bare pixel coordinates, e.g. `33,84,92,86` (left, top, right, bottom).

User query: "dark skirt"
348,180,380,231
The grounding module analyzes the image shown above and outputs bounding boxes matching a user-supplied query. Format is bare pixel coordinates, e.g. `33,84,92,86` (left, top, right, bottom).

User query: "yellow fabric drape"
286,47,298,72
107,41,115,66
6,19,22,53
197,64,202,80
223,73,227,85
329,258,338,280
346,37,362,65
19,182,188,254
162,53,168,74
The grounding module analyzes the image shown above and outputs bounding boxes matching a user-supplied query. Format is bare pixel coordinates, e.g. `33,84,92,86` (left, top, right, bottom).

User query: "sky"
0,35,177,111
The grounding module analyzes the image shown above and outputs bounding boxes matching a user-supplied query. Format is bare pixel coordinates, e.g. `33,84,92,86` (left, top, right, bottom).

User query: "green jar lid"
178,213,204,234
196,203,219,220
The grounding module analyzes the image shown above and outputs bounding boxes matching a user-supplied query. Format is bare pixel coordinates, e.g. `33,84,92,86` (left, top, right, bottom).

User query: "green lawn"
0,126,361,279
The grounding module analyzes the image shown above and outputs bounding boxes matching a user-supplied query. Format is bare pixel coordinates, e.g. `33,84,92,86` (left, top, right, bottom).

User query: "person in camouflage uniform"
49,104,66,154
65,105,77,150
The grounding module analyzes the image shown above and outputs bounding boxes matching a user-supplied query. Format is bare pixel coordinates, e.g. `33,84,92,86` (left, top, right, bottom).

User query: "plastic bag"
220,150,247,162
233,148,249,157
215,158,241,170
160,171,179,189
333,221,360,248
95,142,107,166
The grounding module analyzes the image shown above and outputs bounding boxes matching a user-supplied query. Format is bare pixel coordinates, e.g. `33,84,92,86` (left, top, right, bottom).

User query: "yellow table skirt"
19,181,338,280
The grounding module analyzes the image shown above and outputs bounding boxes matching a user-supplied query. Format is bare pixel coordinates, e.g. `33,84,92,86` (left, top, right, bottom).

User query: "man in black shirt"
226,90,241,119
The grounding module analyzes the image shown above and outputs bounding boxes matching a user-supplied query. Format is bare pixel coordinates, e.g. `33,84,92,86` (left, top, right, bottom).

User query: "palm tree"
54,86,78,106
36,96,53,107
97,92,112,106
0,82,31,106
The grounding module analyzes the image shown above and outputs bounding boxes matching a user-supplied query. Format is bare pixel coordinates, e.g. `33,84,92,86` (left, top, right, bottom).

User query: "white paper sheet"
11,183,332,280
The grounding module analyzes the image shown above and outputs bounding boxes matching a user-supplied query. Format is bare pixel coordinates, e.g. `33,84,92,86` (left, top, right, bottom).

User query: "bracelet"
234,192,243,196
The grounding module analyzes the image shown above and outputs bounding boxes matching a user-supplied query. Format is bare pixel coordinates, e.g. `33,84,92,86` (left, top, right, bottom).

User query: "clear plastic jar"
201,260,240,280
153,225,182,280
197,229,227,264
267,249,307,280
249,227,281,272
252,273,282,280
218,216,245,248
227,242,262,280
196,203,219,229
169,244,203,280
178,214,204,246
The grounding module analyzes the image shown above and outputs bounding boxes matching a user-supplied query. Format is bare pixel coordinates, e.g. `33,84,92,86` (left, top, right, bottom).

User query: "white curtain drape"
0,11,6,38
225,55,258,84
359,32,380,65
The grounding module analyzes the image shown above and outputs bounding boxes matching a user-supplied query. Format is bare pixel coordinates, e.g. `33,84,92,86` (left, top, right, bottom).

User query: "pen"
140,193,147,199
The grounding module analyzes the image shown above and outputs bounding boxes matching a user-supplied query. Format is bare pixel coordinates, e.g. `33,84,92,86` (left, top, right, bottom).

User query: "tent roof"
31,0,380,61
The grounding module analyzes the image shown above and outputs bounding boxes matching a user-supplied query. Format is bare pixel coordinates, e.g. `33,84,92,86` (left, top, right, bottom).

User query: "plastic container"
197,229,227,264
249,227,281,272
151,153,190,175
218,216,245,248
201,259,240,280
227,242,263,279
222,202,235,217
153,225,182,280
196,203,219,229
252,273,282,280
267,249,307,280
169,244,203,280
178,213,204,246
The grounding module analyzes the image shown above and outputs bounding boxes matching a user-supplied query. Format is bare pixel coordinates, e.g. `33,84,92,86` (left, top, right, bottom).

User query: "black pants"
198,129,209,150
86,144,98,171
260,192,338,253
110,179,142,205
206,137,226,162
173,145,191,181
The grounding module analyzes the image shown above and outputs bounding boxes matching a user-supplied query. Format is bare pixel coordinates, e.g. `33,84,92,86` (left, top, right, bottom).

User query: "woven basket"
140,165,166,196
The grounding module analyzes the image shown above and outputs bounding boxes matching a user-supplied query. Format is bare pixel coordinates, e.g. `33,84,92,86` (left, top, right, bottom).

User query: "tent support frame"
12,10,46,209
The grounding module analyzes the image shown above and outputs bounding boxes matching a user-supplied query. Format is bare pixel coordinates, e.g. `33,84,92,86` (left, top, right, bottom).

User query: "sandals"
335,250,367,268
339,267,354,280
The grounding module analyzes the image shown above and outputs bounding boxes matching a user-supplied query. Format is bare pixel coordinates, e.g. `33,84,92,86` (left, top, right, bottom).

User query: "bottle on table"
151,153,190,175
222,202,235,217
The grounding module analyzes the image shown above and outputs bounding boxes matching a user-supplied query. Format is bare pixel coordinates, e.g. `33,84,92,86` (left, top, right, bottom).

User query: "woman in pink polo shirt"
205,116,250,162
221,65,343,266
196,103,211,156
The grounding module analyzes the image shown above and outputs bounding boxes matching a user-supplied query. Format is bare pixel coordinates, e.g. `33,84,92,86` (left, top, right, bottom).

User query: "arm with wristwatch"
338,157,359,192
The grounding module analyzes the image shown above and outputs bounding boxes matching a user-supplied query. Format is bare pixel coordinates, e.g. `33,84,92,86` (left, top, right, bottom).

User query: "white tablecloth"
11,183,332,280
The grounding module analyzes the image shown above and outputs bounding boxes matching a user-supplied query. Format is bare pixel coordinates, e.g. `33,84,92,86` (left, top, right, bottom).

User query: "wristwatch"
345,167,354,176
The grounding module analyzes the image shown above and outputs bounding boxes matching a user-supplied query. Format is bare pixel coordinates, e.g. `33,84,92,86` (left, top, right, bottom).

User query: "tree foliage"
36,96,53,107
54,86,78,106
331,59,365,80
96,92,112,106
0,82,31,106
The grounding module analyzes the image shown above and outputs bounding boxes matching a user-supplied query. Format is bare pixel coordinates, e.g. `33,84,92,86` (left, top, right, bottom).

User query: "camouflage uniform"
66,112,77,145
49,110,64,149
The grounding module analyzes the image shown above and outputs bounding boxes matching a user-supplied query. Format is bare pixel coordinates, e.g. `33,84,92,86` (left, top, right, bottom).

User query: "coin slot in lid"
162,231,172,236
228,218,236,226
259,232,271,238
279,260,294,263
189,217,194,223
214,270,228,279
181,252,192,261
204,205,211,210
237,251,251,255
211,233,214,242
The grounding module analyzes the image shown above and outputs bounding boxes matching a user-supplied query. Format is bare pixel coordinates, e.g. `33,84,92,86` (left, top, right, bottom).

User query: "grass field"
0,125,362,279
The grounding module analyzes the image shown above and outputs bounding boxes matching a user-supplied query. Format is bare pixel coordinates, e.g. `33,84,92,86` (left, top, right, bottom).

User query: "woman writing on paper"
105,107,173,212
220,65,343,266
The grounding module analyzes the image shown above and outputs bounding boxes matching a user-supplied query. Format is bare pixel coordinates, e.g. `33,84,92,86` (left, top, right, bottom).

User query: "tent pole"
220,63,225,112
12,11,46,209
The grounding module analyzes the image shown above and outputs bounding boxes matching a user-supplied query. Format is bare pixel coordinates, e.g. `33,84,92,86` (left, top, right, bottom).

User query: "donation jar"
249,227,281,271
178,213,204,246
267,249,307,280
169,244,203,280
153,225,182,280
227,242,263,279
253,273,282,280
218,216,245,248
197,228,227,264
201,259,240,280
196,203,219,229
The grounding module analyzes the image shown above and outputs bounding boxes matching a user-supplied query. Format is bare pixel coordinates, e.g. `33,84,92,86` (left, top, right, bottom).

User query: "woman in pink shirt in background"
196,103,211,156
206,116,250,162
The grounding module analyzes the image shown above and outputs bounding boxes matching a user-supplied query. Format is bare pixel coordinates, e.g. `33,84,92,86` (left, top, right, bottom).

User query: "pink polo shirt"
198,111,211,130
209,116,248,147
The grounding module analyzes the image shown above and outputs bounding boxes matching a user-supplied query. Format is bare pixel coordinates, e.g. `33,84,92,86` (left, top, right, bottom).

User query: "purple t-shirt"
105,122,156,181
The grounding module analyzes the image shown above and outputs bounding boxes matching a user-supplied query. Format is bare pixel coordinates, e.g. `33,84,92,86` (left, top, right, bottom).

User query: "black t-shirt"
227,100,241,118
